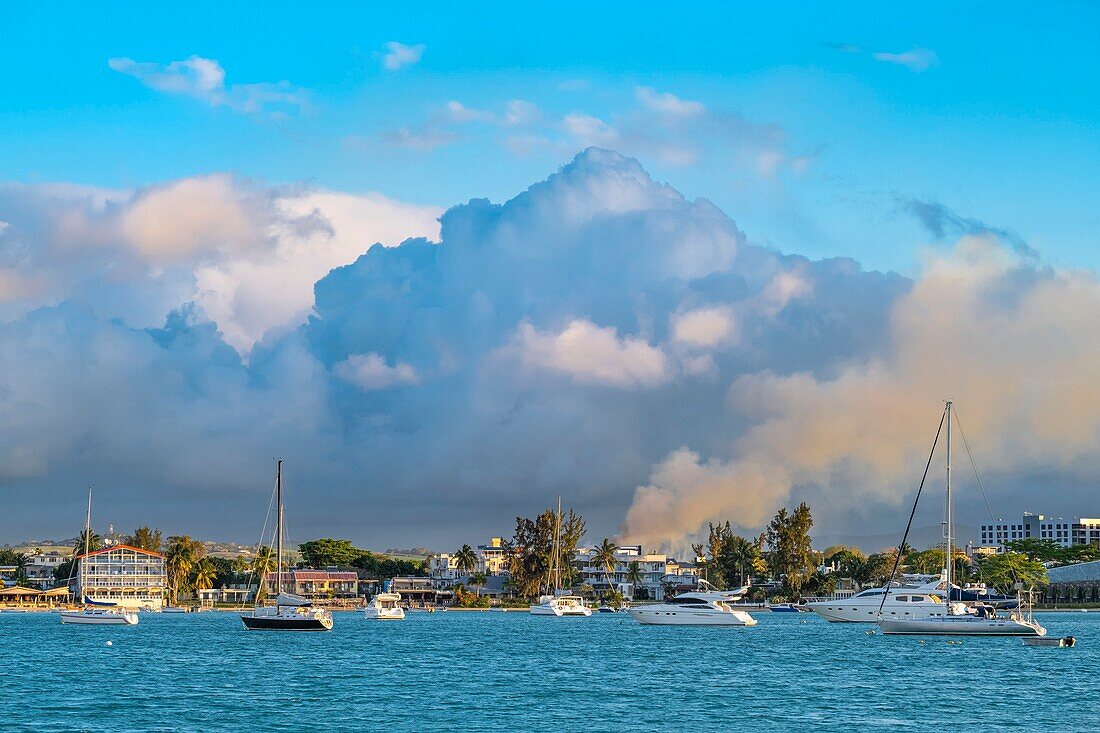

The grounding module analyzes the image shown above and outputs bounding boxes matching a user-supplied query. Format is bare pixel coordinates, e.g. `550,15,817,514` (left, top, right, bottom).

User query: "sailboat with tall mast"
530,497,591,617
878,401,1045,637
59,488,139,626
241,460,333,631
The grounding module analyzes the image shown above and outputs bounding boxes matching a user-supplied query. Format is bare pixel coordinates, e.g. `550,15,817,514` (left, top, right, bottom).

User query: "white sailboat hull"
879,615,1046,636
530,595,591,616
60,610,139,625
628,606,757,626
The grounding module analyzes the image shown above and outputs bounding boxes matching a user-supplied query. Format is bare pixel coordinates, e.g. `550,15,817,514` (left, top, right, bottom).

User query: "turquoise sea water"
4,610,1097,731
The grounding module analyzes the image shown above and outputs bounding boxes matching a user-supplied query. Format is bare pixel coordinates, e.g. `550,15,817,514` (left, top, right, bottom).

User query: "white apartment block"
573,544,699,600
979,512,1100,549
428,537,510,588
78,543,167,610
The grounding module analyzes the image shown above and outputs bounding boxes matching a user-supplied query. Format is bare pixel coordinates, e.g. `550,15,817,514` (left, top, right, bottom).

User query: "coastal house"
25,550,71,590
573,545,698,600
429,537,512,588
389,576,437,605
264,570,358,598
77,544,167,610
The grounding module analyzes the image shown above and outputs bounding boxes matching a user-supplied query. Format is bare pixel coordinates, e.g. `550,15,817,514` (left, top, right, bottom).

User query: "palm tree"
73,529,101,557
728,535,760,587
192,559,218,594
593,538,619,593
251,546,276,601
165,536,204,605
454,544,478,581
625,560,644,599
469,571,488,597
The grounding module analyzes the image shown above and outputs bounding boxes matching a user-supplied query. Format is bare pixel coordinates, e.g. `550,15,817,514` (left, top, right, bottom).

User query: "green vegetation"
1005,538,1100,566
124,526,163,552
452,583,490,608
165,535,205,605
295,538,427,582
453,544,478,576
468,571,488,596
697,522,766,589
765,502,815,597
506,505,586,598
975,552,1047,589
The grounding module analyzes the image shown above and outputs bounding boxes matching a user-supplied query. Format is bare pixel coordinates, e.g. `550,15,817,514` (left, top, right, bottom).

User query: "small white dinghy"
1023,636,1076,648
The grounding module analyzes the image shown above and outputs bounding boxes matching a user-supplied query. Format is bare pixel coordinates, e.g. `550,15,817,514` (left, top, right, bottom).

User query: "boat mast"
276,459,283,598
553,496,562,594
944,401,953,614
81,486,92,599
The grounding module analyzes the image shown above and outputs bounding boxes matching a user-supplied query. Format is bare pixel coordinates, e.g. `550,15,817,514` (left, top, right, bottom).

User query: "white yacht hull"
60,610,139,625
808,600,945,623
364,607,406,620
628,607,757,626
879,616,1046,636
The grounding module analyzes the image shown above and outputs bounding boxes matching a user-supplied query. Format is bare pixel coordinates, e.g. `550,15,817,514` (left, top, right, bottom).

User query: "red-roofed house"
77,543,167,610
264,570,358,598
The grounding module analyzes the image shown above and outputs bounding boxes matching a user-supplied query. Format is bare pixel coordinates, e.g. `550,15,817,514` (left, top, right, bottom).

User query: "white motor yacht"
807,581,948,623
364,592,406,620
628,589,757,626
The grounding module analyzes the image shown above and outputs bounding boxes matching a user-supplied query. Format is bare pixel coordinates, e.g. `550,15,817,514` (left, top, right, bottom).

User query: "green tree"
765,502,815,597
297,538,362,568
73,529,102,557
977,552,1048,591
192,559,218,593
625,560,644,598
453,544,479,578
251,546,276,601
825,548,867,578
165,536,205,605
906,548,946,574
125,527,163,553
506,505,587,598
468,571,488,597
592,538,619,591
857,552,896,587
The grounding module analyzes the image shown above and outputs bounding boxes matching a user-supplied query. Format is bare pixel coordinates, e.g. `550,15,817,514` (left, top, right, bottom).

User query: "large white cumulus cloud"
6,148,1085,550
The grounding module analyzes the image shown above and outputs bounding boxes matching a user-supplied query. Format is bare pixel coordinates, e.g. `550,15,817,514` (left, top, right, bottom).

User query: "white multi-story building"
23,550,72,589
573,545,698,600
77,544,166,610
979,512,1100,549
429,537,511,588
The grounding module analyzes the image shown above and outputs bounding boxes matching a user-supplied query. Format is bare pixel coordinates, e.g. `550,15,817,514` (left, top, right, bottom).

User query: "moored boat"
240,460,333,632
877,402,1046,638
364,592,406,620
627,588,757,626
60,489,139,627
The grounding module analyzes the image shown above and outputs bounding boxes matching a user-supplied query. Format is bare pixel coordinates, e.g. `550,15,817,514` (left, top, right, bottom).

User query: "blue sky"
2,3,1100,548
4,2,1098,273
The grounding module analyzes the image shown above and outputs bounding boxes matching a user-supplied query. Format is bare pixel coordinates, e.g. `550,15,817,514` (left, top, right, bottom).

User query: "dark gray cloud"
901,198,1037,259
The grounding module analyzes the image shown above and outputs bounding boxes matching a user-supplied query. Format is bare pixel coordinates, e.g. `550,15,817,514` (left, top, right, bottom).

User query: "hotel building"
978,512,1100,549
77,544,167,610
